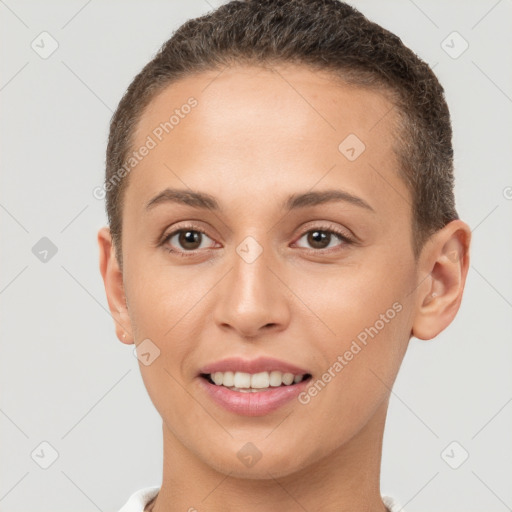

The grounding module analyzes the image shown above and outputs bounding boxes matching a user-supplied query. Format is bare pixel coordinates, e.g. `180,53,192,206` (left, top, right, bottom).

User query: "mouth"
200,371,312,393
197,356,313,415
198,370,313,416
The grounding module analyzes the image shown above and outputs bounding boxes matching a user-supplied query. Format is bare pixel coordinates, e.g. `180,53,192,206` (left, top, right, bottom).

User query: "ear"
411,220,471,340
97,227,133,344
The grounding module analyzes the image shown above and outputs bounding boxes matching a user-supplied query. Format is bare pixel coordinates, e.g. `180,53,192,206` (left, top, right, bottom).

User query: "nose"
213,242,291,339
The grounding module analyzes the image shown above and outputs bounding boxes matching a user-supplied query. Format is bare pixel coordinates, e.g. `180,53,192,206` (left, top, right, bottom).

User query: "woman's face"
111,64,421,477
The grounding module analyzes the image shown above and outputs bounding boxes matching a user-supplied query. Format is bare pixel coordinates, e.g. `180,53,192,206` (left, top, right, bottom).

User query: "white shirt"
118,486,406,512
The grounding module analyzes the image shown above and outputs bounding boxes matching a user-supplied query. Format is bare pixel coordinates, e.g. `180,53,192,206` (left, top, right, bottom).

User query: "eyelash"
159,223,355,258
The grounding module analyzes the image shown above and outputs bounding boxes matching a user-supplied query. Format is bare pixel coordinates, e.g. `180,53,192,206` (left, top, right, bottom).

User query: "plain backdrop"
1,1,511,511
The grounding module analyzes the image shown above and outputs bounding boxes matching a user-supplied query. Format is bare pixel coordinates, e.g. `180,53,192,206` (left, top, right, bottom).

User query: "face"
104,64,424,478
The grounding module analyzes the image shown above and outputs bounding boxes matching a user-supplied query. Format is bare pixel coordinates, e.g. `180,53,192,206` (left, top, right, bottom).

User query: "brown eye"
178,230,202,250
164,229,215,252
295,227,352,251
307,230,332,249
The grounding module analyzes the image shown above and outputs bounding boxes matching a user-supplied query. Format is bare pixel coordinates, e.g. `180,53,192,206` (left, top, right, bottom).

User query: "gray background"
1,1,511,511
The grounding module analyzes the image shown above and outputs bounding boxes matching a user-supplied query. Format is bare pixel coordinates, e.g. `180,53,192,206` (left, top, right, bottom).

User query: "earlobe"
97,227,134,344
411,220,471,341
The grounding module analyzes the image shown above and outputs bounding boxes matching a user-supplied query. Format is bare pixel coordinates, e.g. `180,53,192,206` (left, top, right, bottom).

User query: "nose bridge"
234,234,272,299
214,233,289,336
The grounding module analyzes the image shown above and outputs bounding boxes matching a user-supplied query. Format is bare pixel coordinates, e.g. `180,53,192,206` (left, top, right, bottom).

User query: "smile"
201,370,311,392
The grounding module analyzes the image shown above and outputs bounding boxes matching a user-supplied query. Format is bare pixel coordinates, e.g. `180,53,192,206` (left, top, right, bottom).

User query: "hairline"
112,61,424,270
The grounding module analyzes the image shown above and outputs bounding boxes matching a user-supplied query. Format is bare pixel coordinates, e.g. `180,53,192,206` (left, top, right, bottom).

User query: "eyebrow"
144,187,375,213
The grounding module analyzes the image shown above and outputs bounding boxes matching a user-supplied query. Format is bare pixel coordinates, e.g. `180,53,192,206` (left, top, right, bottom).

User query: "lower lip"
198,376,311,416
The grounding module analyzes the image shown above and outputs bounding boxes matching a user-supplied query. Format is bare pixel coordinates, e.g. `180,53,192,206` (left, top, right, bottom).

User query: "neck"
152,399,390,512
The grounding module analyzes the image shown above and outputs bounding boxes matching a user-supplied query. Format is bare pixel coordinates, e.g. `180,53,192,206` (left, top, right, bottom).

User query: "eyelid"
159,220,357,255
158,221,215,245
160,223,217,248
294,221,356,244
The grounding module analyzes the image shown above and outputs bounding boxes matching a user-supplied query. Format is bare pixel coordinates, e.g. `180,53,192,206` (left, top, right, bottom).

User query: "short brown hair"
105,0,458,269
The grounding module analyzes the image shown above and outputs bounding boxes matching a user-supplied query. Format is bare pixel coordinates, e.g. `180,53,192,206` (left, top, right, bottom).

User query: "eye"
294,225,353,251
159,223,354,258
161,225,217,255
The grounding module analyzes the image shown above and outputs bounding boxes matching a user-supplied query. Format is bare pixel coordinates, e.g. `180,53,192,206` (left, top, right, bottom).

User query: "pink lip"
198,356,310,376
198,375,311,416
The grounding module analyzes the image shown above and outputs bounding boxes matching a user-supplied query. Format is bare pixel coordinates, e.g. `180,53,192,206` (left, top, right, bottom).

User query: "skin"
98,64,471,512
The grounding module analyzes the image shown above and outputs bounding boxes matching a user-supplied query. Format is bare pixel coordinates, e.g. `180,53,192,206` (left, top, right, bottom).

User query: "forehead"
126,63,408,221
134,63,397,151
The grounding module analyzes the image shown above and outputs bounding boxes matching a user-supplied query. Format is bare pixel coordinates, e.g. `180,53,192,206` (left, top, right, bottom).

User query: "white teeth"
222,371,234,387
251,371,269,388
269,370,282,387
282,373,294,385
207,370,306,390
233,372,251,388
212,372,223,385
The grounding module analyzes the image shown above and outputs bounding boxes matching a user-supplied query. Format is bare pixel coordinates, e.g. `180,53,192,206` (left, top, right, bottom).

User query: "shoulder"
382,495,406,512
118,486,160,512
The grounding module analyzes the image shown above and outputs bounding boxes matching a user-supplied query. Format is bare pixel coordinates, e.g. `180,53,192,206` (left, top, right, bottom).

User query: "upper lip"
199,356,310,376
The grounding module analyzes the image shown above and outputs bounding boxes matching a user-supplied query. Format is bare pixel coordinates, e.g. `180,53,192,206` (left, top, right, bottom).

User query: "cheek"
126,271,199,413
296,297,410,450
124,265,212,374
299,255,411,341
300,258,413,403
125,262,194,336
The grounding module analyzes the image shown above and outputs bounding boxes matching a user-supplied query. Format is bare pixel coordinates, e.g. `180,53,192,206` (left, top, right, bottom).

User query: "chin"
196,438,316,481
209,456,305,480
